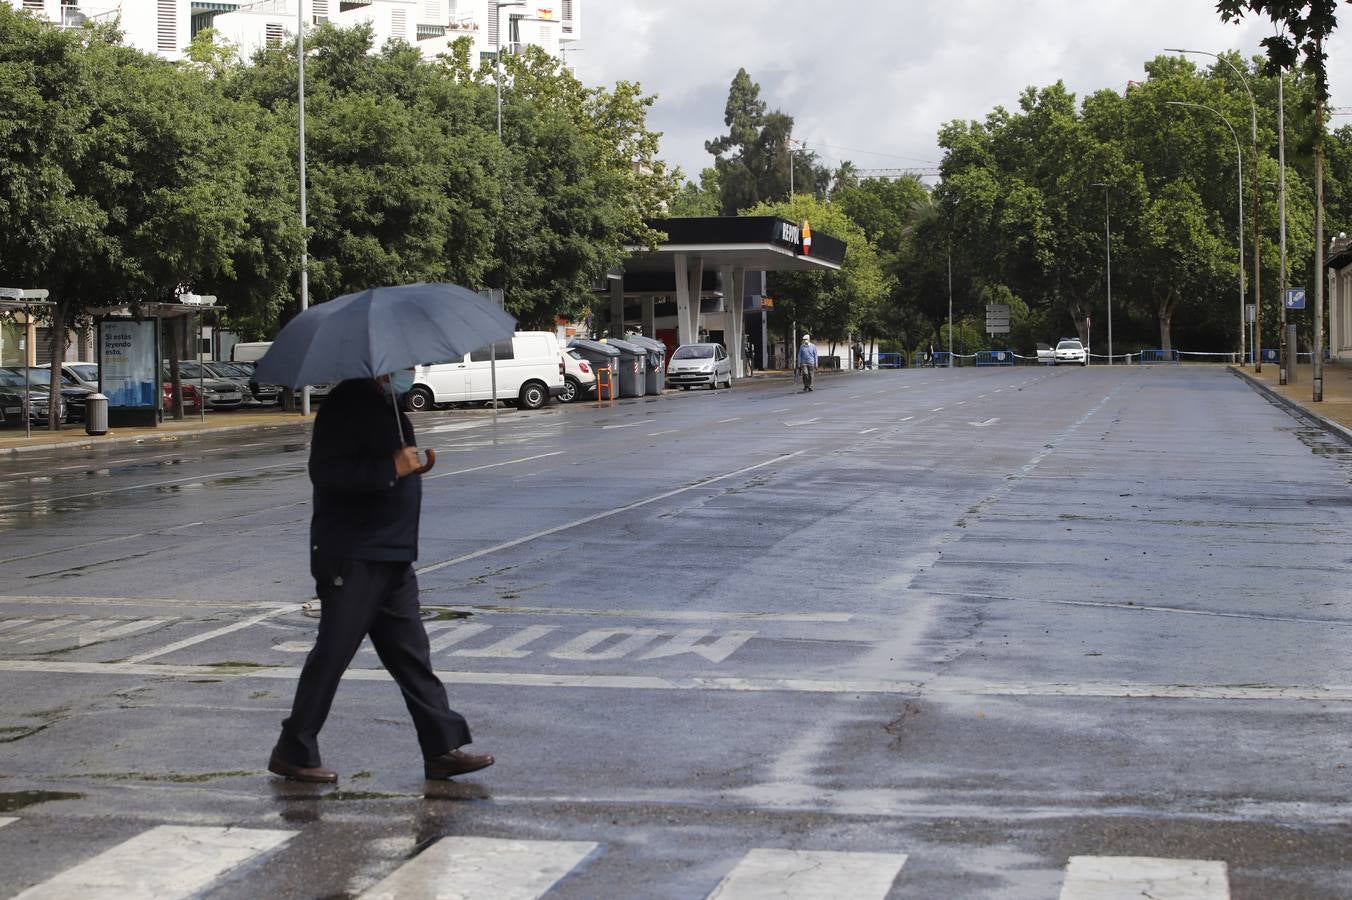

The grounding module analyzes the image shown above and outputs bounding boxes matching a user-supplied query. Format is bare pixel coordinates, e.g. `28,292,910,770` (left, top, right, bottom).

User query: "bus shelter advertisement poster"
99,321,157,408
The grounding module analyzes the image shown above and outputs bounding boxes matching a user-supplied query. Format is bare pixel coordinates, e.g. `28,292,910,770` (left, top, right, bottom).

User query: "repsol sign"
778,221,801,245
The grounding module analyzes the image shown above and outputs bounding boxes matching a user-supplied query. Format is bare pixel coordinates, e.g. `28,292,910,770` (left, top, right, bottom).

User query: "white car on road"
1054,339,1088,366
666,343,734,390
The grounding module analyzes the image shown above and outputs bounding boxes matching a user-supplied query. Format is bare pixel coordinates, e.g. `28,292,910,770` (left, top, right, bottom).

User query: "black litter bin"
624,335,667,395
600,338,645,398
567,339,621,400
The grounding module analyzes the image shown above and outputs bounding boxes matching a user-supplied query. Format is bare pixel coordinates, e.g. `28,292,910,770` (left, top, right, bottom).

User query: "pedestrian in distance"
925,342,935,368
797,334,818,392
268,371,494,785
743,336,754,378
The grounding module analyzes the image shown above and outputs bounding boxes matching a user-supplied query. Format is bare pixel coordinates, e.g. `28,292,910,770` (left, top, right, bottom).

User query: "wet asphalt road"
1,365,1351,898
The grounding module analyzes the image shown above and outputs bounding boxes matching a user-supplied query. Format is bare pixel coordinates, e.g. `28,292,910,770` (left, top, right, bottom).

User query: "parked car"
0,368,64,424
163,381,204,415
408,331,566,411
666,343,734,390
161,362,245,410
38,361,99,391
559,348,596,403
230,341,272,363
204,361,280,407
15,366,92,422
1054,338,1088,366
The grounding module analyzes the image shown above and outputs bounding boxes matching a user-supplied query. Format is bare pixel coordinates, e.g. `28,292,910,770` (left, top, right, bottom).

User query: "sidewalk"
0,409,315,456
1230,360,1352,444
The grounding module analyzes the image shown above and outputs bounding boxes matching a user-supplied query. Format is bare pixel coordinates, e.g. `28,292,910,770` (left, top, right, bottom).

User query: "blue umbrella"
254,283,517,389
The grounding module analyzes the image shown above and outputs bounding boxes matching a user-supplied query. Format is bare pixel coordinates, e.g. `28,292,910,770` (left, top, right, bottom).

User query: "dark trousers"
274,559,470,767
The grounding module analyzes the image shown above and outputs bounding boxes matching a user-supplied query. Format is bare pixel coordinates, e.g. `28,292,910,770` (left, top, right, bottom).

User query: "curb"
1230,367,1352,447
0,419,314,457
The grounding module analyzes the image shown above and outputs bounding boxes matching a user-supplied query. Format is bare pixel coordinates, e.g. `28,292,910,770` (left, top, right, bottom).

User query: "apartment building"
3,0,580,64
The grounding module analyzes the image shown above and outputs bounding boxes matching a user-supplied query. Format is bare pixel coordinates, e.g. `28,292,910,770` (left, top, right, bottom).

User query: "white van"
231,341,272,363
408,331,565,411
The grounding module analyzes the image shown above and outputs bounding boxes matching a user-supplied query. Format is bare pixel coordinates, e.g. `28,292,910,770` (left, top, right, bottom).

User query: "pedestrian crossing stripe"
359,836,599,900
1060,855,1229,899
12,825,294,900
708,848,908,899
1,819,1235,900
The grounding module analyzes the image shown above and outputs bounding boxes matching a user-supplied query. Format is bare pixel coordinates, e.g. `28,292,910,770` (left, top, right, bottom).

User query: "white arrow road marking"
0,817,15,829
968,418,1000,427
1059,856,1229,900
14,826,295,900
360,837,598,900
707,849,908,900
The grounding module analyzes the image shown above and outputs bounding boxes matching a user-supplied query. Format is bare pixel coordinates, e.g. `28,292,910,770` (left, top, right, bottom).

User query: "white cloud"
571,1,1352,180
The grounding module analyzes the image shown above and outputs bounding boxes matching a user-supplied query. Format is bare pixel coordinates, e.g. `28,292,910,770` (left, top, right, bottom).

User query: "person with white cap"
797,334,818,392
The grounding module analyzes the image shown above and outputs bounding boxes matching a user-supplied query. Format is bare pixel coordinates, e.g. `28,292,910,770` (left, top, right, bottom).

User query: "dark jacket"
309,378,420,564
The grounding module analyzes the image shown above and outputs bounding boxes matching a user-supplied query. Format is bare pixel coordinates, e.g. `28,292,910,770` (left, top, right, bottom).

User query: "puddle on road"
0,790,83,812
421,607,474,622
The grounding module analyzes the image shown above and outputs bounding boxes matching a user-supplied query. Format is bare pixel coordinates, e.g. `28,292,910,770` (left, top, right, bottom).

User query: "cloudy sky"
570,1,1352,182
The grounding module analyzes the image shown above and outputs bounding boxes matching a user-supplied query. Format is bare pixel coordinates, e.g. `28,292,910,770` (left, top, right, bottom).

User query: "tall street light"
494,1,527,138
1167,48,1261,369
1168,101,1246,365
1091,182,1114,364
297,0,310,415
1277,63,1290,384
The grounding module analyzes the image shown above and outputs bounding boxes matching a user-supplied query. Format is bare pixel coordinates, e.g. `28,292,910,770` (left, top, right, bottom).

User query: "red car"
163,381,204,415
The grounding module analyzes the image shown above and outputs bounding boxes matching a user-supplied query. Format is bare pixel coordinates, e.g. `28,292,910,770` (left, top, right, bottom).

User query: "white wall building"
3,0,580,64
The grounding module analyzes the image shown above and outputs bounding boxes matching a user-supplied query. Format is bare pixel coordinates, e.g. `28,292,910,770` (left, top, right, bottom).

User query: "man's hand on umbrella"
394,447,437,478
415,448,436,474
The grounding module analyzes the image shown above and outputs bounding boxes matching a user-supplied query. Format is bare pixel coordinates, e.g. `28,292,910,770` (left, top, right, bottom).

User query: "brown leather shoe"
424,748,495,780
268,751,338,784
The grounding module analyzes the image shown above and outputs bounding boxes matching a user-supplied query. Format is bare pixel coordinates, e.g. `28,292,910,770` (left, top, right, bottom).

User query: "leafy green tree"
669,168,722,216
705,68,827,213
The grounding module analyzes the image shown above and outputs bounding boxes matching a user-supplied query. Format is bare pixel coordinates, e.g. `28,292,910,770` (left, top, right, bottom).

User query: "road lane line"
772,407,791,413
717,417,741,423
0,461,303,512
898,416,915,422
646,429,679,436
13,825,295,900
122,606,294,664
708,849,907,900
601,419,656,430
859,428,878,434
784,418,820,427
9,660,1352,704
424,451,564,480
416,452,805,575
930,407,944,412
0,817,14,828
424,605,852,623
360,837,597,900
1059,856,1229,900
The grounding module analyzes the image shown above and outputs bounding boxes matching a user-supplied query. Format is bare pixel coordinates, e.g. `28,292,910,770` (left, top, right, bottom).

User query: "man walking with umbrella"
267,371,494,784
256,284,513,785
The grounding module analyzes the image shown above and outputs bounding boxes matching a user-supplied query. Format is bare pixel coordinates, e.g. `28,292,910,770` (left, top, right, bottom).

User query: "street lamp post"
1091,182,1113,365
494,1,527,139
297,0,310,415
1168,48,1261,369
1278,64,1290,384
1168,101,1246,365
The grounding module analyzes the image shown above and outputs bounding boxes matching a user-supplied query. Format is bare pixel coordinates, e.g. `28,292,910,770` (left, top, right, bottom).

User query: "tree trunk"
1158,294,1176,351
47,300,68,431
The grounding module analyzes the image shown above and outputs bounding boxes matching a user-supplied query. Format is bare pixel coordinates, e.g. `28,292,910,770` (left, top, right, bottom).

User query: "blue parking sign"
1285,288,1306,310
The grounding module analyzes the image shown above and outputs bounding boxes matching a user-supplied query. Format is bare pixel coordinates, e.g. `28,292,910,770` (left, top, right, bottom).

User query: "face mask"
385,369,415,397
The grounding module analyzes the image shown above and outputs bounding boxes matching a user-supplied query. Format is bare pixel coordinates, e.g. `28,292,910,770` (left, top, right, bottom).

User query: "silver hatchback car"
666,343,734,390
